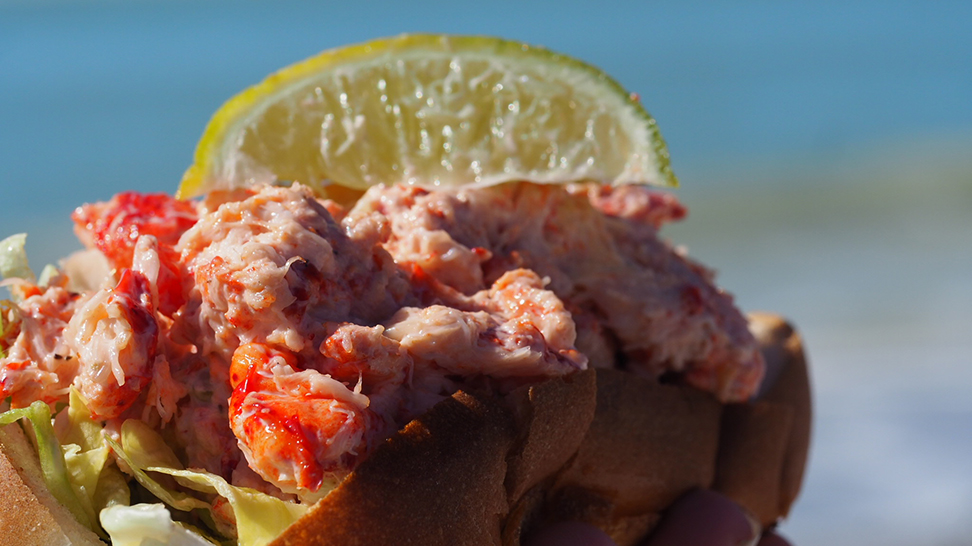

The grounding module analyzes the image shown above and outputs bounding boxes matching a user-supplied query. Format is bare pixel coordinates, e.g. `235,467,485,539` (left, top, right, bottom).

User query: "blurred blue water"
2,1,971,207
2,2,971,545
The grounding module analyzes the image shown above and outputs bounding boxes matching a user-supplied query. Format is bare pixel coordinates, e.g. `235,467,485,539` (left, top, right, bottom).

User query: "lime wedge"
178,34,676,199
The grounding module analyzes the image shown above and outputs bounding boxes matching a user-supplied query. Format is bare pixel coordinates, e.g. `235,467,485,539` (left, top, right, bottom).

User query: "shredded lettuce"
149,467,309,546
0,233,35,282
105,434,210,514
101,504,217,546
62,443,109,525
48,388,131,534
110,421,310,546
55,389,105,453
121,418,184,471
0,401,97,532
95,459,132,510
3,395,310,546
37,263,60,287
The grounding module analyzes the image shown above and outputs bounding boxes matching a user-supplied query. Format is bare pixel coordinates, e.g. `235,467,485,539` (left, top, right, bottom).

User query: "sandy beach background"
2,2,970,544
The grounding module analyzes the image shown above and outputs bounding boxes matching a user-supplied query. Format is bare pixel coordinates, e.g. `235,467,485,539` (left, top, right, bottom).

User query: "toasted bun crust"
0,313,809,546
273,312,811,546
715,312,812,525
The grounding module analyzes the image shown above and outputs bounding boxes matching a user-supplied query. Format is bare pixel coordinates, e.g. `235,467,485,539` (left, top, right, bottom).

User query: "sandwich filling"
0,181,763,537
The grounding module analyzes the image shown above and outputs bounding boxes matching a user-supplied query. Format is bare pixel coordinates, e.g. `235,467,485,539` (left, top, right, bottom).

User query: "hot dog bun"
0,312,808,546
271,311,811,546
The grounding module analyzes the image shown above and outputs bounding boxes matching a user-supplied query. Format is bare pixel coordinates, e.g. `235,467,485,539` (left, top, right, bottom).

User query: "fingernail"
736,510,762,546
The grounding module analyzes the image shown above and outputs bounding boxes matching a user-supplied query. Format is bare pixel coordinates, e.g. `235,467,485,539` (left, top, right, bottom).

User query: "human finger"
644,489,758,546
757,530,793,546
523,521,619,546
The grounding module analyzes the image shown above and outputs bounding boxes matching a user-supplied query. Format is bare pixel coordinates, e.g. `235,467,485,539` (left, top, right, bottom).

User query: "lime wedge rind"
178,34,677,200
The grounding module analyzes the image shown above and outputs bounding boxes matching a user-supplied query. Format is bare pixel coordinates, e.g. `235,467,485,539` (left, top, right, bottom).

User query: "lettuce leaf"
94,459,132,510
104,434,210,514
0,401,97,532
0,233,35,283
54,389,105,453
121,418,184,471
149,466,309,546
62,443,109,525
37,264,60,288
110,421,309,546
100,503,217,546
53,389,114,523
